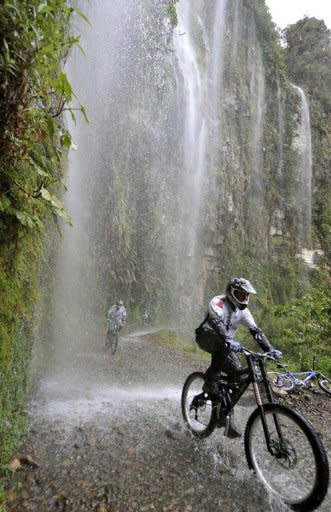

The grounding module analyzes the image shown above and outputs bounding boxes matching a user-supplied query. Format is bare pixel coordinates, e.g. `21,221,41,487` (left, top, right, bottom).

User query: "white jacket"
203,295,258,339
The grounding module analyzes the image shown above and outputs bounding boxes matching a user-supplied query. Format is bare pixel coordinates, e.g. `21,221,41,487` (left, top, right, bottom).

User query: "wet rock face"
4,331,331,511
47,0,313,335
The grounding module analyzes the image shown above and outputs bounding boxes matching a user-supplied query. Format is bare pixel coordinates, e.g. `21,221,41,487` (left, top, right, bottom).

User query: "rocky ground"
4,329,331,512
275,385,331,454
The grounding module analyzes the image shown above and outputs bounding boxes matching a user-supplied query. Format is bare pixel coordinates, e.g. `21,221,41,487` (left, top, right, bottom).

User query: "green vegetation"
260,17,331,374
157,329,196,353
246,0,286,82
167,1,179,27
261,286,331,376
0,1,87,234
0,0,85,493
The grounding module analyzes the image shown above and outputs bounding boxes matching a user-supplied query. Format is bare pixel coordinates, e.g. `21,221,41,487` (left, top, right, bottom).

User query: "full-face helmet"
226,277,256,310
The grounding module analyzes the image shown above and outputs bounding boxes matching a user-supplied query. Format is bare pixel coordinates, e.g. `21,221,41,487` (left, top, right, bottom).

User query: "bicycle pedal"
223,416,241,439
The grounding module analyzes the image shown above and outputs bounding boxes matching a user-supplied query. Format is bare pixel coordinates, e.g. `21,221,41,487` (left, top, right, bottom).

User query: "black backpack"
195,312,209,336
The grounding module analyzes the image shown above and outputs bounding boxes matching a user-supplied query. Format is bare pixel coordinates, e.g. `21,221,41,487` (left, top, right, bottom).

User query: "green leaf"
14,211,36,229
80,105,89,123
37,3,52,14
40,187,72,225
46,114,55,136
56,72,73,101
0,196,12,212
61,131,72,149
75,9,91,26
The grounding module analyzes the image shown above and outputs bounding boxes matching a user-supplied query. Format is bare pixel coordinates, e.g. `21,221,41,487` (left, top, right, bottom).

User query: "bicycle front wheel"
244,404,329,511
105,328,112,349
318,375,331,395
181,372,216,439
110,332,119,355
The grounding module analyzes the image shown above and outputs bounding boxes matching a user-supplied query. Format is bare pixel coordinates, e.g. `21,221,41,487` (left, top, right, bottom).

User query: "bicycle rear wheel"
244,403,329,511
273,375,296,392
181,372,216,439
318,375,331,395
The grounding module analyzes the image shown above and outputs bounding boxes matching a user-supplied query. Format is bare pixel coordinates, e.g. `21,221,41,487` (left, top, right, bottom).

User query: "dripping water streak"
292,84,312,249
173,0,208,315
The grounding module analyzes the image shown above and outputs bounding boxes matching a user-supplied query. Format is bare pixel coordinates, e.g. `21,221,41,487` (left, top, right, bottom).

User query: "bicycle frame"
247,353,285,454
218,350,283,454
297,370,317,385
278,368,317,387
107,317,121,334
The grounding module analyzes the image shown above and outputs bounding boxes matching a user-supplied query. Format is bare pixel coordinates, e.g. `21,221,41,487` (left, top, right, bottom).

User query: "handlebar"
238,344,281,362
241,347,270,359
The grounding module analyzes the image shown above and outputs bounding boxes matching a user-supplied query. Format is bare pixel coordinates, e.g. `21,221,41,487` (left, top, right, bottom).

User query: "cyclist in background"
107,300,127,328
195,277,282,437
142,311,149,325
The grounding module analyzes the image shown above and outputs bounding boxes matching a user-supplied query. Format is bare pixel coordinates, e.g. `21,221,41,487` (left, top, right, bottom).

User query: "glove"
270,349,282,360
226,339,241,353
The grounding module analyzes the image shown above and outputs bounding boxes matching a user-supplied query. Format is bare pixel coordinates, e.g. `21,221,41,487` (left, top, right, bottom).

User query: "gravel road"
4,329,330,511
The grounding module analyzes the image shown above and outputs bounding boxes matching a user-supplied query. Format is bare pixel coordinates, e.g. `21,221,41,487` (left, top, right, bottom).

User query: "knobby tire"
273,375,296,392
105,328,119,355
244,403,329,511
110,332,119,355
318,376,331,396
181,372,216,439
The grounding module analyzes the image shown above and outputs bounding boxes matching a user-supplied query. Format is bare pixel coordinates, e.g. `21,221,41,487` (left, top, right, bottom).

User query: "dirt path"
4,330,331,511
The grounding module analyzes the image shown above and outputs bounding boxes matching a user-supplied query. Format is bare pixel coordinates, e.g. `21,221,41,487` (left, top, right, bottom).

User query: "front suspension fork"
249,358,284,455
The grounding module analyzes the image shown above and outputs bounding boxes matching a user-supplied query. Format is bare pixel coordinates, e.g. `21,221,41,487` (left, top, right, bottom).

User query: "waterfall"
171,0,228,318
48,1,132,366
37,0,317,369
209,0,228,123
45,0,285,346
270,79,286,237
292,84,313,249
172,2,207,317
249,43,265,193
277,79,285,178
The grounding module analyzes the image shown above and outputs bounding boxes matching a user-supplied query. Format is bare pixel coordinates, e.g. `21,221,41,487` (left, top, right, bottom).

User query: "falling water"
292,84,313,249
208,0,228,122
229,0,241,67
277,79,285,178
270,79,286,237
172,1,207,314
48,1,133,366
171,0,228,318
249,46,265,195
41,0,314,366
45,0,286,350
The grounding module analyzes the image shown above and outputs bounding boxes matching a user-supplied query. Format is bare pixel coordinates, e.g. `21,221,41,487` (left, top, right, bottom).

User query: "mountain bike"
272,357,331,395
181,346,329,511
105,317,122,354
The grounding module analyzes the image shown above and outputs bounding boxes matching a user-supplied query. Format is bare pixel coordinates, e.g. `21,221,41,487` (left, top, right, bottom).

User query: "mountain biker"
195,277,282,438
107,300,127,328
142,311,149,325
